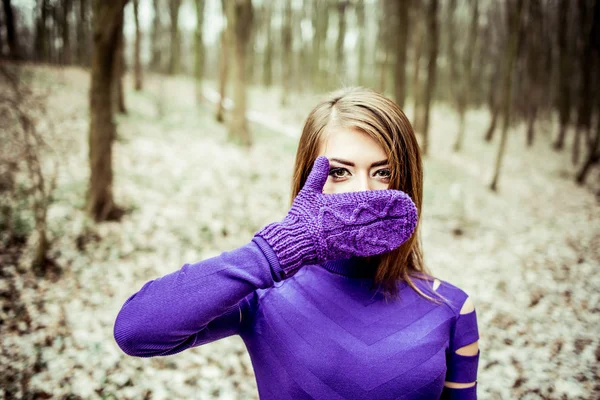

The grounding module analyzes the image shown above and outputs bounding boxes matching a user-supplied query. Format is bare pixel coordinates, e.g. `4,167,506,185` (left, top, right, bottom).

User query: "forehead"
318,126,387,161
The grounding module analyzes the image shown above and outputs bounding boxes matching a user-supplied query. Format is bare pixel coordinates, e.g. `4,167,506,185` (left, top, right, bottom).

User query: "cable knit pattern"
254,156,418,280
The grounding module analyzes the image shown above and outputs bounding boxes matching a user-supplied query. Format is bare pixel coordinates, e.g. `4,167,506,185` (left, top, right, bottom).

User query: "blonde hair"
290,87,443,303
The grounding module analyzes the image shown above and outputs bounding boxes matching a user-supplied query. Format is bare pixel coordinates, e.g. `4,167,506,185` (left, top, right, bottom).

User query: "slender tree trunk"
194,0,206,103
228,0,253,147
446,0,458,102
61,0,72,64
421,0,439,156
2,0,20,59
554,0,571,150
111,11,126,115
216,26,229,123
356,0,366,86
573,0,595,164
393,0,410,108
87,0,128,222
151,0,162,71
453,0,478,152
263,0,273,87
312,0,329,90
376,0,391,93
412,3,423,133
77,0,90,65
490,0,523,192
281,0,293,106
133,0,143,90
336,0,348,78
168,0,182,75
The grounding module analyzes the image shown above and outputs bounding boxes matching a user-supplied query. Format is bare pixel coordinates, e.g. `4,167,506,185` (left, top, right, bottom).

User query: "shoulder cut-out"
459,296,475,314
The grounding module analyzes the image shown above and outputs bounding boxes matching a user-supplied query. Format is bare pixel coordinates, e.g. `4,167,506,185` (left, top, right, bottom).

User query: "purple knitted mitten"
254,156,418,279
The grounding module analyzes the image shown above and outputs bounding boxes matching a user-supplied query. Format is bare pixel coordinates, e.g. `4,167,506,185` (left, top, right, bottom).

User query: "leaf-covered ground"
1,66,599,400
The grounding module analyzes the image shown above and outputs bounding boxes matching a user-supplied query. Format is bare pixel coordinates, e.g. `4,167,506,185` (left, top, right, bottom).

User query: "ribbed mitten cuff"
254,220,317,280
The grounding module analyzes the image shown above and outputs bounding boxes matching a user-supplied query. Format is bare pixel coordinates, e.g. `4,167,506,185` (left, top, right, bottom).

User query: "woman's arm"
441,296,480,399
113,236,280,357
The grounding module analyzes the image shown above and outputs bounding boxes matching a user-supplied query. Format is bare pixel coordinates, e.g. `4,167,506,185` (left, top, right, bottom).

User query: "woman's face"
317,126,391,194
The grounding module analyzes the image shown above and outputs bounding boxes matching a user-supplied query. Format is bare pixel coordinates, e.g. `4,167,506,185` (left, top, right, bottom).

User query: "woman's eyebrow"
330,158,389,168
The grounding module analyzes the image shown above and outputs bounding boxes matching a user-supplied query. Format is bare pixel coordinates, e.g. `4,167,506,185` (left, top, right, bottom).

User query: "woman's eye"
375,169,391,178
329,167,349,179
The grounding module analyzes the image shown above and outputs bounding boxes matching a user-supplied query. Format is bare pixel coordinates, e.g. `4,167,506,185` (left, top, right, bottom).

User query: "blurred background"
1,0,599,399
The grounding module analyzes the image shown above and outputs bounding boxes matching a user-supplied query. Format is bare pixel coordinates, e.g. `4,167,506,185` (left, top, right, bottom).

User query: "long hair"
290,87,442,303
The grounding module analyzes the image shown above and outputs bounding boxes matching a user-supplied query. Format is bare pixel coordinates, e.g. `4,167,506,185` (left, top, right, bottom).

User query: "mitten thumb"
302,156,330,194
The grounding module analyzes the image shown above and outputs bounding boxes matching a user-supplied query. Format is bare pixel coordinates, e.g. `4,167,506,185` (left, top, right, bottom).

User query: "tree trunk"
216,0,230,123
573,0,595,164
356,0,366,86
35,0,51,62
61,0,72,64
227,0,253,147
453,0,478,152
2,0,20,60
411,2,423,132
490,0,523,192
421,0,439,156
446,0,458,102
194,0,206,103
151,0,162,71
554,0,571,150
522,0,543,148
263,0,273,87
87,0,128,222
281,0,293,106
168,0,182,75
111,11,127,115
376,0,391,93
133,0,143,91
312,0,329,90
77,0,90,65
393,0,409,108
335,0,348,78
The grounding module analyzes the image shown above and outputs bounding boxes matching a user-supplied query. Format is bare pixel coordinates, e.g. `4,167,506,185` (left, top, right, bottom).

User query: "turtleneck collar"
320,256,378,278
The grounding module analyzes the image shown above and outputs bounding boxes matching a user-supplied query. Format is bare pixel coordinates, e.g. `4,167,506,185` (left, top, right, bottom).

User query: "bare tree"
392,0,410,108
490,0,524,192
216,0,230,123
572,0,596,164
2,0,20,59
335,0,348,78
312,0,329,90
281,0,293,105
411,1,423,132
133,0,143,91
194,0,206,102
0,65,59,274
421,0,439,156
553,0,572,150
168,0,182,75
356,0,366,86
453,0,478,152
575,0,600,184
60,0,72,64
87,0,128,222
77,0,91,65
150,0,162,71
225,0,253,147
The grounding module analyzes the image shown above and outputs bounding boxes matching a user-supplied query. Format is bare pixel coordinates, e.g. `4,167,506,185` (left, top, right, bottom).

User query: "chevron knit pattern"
254,156,418,279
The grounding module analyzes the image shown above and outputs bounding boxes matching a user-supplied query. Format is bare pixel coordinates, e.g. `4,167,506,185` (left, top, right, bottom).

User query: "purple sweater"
114,237,480,399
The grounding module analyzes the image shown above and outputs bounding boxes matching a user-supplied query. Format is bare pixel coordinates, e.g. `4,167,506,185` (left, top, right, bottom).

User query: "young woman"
114,87,480,399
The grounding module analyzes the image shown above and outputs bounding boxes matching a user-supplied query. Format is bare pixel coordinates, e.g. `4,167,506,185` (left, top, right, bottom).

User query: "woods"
1,0,600,399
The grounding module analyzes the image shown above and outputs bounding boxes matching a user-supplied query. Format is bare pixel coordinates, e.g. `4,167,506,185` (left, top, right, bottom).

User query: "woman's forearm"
113,236,279,357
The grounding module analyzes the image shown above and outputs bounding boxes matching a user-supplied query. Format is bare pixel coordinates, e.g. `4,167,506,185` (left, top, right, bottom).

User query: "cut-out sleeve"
441,299,480,399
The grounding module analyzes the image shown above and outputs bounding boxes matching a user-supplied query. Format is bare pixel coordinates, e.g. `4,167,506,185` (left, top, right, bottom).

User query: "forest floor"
1,65,599,400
